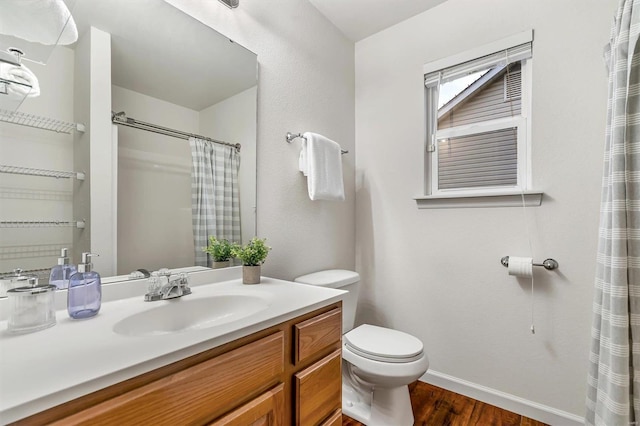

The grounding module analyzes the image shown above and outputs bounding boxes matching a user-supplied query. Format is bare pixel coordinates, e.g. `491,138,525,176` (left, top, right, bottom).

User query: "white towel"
298,132,345,201
0,62,40,99
1,0,78,45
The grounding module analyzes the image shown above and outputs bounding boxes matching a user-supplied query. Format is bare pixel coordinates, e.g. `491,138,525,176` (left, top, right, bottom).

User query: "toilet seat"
344,324,424,363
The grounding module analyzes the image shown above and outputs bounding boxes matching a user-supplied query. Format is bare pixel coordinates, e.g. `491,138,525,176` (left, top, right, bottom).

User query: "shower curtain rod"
111,111,241,152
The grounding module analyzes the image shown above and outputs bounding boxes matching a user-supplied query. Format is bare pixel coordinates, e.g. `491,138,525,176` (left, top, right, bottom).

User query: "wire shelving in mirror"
0,164,85,180
0,267,52,281
0,220,86,229
0,109,85,134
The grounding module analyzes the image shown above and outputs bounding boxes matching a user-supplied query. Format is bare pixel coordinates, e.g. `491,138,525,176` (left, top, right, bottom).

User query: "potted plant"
232,237,271,284
203,236,237,269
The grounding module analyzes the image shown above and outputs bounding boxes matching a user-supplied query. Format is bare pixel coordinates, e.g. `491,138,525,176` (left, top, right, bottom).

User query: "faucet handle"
151,268,171,289
144,276,163,302
147,276,161,294
179,272,189,286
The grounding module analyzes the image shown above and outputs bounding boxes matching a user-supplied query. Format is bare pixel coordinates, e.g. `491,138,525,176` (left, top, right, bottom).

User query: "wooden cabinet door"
51,332,284,426
294,308,342,365
210,383,284,426
295,349,342,425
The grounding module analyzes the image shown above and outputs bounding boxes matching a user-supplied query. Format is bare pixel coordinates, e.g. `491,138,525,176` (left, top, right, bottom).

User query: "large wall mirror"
0,0,258,289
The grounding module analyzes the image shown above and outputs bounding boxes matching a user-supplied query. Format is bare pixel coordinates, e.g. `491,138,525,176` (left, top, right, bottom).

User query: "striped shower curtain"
586,1,640,424
189,137,241,267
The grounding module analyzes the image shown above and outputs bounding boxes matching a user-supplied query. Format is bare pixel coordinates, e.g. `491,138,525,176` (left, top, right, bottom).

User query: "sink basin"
113,294,270,337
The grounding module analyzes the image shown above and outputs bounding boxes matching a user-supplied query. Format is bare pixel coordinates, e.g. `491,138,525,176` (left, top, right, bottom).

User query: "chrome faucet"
144,269,191,302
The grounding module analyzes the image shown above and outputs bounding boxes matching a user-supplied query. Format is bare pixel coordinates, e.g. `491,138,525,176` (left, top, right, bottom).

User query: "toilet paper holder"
500,256,558,270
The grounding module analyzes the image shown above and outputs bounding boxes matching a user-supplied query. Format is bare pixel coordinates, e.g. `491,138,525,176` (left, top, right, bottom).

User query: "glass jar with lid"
0,269,38,297
7,282,57,334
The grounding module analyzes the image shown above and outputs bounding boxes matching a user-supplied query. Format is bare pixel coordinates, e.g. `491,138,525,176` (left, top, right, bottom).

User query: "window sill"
414,190,543,209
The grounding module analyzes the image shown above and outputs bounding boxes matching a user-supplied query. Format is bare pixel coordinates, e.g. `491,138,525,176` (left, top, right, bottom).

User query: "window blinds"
437,128,518,189
504,70,522,100
424,42,532,87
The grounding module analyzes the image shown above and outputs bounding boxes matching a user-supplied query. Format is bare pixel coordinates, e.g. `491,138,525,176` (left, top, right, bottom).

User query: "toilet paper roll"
508,256,533,278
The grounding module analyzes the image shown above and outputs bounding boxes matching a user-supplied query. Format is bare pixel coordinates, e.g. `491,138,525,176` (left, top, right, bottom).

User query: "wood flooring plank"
418,388,476,426
410,381,446,423
468,400,521,426
342,381,548,426
520,417,549,426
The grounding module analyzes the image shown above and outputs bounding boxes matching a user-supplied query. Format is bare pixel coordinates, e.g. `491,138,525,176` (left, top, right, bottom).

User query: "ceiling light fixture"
218,0,239,8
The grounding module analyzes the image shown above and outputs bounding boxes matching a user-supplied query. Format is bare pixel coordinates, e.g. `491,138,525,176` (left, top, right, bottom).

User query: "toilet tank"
294,269,360,334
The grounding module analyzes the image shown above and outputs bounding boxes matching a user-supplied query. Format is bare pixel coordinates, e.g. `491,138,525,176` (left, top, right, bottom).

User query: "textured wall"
165,0,356,279
355,0,615,418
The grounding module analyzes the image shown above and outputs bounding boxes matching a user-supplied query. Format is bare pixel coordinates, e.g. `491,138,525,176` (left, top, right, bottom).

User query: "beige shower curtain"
189,137,241,267
586,0,640,424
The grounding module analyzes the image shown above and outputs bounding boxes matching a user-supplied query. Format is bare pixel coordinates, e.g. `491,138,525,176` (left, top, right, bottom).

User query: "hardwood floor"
342,381,548,426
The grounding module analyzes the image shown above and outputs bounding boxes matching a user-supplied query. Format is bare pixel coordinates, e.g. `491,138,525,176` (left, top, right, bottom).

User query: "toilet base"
342,380,415,426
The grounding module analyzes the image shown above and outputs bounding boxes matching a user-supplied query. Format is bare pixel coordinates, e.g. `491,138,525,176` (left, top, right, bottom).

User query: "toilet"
295,270,429,426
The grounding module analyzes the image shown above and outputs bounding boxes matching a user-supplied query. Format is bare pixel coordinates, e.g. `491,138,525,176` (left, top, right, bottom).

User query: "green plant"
203,236,237,262
232,238,271,266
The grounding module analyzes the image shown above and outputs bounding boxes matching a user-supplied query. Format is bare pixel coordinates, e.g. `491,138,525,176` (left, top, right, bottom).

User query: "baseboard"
421,370,584,426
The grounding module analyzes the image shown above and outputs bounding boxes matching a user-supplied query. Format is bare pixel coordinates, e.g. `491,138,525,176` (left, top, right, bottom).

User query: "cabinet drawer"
295,349,342,426
320,409,342,426
53,332,284,426
210,383,284,426
294,307,341,364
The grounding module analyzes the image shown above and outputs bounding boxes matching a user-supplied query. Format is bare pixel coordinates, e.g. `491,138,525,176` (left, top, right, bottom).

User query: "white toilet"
295,270,429,426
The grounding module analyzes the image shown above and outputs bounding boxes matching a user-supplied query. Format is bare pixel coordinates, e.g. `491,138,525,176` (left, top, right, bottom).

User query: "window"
418,31,540,208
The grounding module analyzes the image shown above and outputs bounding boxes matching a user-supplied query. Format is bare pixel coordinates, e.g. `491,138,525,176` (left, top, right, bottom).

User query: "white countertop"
0,269,345,424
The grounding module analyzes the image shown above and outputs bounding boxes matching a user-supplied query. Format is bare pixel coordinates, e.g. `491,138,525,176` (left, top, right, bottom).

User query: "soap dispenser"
49,248,77,290
67,252,101,319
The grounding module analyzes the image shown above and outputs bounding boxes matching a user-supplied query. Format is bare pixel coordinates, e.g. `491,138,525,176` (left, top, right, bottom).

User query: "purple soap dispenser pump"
49,248,77,290
67,252,101,320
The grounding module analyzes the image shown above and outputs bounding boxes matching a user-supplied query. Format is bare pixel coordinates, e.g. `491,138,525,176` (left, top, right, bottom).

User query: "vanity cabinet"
293,308,343,425
210,384,284,426
49,332,285,425
13,302,342,426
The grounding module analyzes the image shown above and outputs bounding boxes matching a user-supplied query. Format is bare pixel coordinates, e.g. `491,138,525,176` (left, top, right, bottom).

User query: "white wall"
355,0,615,420
86,27,115,276
72,26,91,267
199,86,257,245
112,85,197,274
164,0,356,279
73,27,115,275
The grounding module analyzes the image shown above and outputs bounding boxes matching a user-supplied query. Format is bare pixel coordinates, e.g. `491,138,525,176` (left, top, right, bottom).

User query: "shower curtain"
586,1,640,424
189,137,241,267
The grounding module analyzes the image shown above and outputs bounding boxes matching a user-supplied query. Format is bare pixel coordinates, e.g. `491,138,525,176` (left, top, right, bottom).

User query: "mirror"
0,0,258,288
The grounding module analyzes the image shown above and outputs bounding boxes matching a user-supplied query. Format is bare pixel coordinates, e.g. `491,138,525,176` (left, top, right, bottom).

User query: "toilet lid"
294,269,359,288
344,324,424,363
